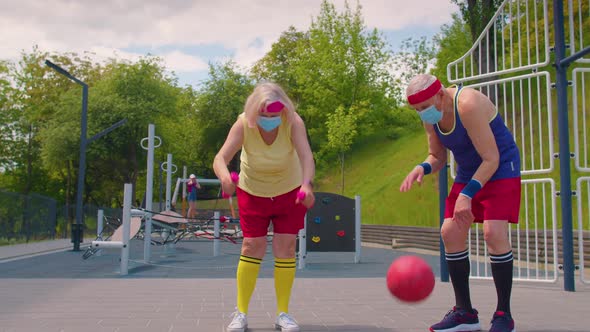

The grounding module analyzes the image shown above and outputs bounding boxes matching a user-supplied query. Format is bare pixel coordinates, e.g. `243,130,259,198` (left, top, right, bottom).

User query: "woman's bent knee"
272,233,297,258
241,237,268,258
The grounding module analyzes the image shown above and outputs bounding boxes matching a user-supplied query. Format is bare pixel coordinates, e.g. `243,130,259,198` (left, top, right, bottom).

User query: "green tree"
431,13,473,86
0,48,100,197
84,57,179,205
251,26,307,96
391,36,437,100
156,86,204,175
326,105,358,193
194,61,254,172
0,60,19,173
286,0,398,165
451,0,503,75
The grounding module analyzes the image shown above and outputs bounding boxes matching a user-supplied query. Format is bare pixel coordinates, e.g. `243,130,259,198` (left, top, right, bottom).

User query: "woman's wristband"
418,162,432,175
302,179,314,189
460,179,483,199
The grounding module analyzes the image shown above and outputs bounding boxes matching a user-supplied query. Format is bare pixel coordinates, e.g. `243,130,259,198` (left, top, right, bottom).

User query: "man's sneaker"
227,311,247,332
489,311,515,332
429,306,481,332
275,312,300,332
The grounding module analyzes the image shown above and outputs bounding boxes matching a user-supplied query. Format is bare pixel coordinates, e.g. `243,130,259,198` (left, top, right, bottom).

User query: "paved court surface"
1,239,589,332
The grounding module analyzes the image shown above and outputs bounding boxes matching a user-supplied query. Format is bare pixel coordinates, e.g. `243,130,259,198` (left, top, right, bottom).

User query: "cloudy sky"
0,0,459,87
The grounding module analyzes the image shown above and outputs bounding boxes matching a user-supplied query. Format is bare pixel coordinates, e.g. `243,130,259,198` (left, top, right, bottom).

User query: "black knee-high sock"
446,249,472,310
490,251,513,313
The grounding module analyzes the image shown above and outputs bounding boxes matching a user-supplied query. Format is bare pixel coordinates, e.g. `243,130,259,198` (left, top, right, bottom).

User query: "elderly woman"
213,82,315,332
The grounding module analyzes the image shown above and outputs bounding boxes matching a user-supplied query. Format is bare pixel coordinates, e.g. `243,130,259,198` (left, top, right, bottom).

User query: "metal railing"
445,0,590,289
448,0,550,83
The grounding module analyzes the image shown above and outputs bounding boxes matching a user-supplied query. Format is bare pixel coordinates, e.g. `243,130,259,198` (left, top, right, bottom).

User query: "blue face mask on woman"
419,105,443,124
257,116,282,131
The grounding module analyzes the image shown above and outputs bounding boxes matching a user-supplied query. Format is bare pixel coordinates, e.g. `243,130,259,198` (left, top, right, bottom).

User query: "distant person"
186,174,200,219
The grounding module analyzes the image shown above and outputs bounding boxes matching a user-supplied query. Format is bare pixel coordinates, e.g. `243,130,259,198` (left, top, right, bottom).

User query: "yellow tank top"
238,113,302,197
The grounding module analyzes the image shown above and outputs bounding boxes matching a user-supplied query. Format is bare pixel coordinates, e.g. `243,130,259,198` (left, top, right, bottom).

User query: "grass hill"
316,129,442,228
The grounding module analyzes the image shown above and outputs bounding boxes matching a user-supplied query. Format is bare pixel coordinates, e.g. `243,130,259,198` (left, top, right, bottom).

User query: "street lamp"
45,60,127,251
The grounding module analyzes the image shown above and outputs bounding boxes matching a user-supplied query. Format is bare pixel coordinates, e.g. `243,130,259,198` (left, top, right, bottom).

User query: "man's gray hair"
406,74,440,98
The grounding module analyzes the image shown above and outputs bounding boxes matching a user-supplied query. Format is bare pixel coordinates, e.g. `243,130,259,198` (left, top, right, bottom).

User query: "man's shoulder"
457,88,490,112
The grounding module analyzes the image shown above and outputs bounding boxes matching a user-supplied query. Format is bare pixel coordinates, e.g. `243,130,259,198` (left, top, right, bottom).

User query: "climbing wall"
305,192,356,252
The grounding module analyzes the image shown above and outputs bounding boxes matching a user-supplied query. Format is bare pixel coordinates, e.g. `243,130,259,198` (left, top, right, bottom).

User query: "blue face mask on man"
419,104,443,124
257,116,282,131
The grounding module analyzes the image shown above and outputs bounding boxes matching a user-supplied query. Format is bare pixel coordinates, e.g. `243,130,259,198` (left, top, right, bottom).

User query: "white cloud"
158,51,209,72
352,1,457,30
0,0,456,79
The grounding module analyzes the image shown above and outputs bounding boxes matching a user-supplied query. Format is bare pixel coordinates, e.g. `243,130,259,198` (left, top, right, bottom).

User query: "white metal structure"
447,0,550,83
576,177,590,284
91,183,133,275
568,0,590,64
140,124,161,263
445,0,590,283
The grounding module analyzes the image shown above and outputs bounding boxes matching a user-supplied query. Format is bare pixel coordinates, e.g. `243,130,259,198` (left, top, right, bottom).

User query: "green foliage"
0,60,19,171
253,0,400,168
0,1,430,212
318,128,441,226
193,61,255,173
326,105,358,154
391,36,437,97
85,57,180,204
326,105,359,192
251,26,307,92
156,86,204,172
430,13,472,86
0,47,100,197
451,0,503,42
5,0,587,235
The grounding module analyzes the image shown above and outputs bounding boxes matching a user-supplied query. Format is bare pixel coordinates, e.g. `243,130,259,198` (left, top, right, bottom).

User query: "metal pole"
183,166,187,217
166,154,173,211
158,160,163,212
297,216,307,270
354,195,361,264
96,209,103,257
143,124,155,263
72,84,88,251
439,165,449,282
45,60,126,252
553,0,575,292
121,183,131,276
214,211,220,256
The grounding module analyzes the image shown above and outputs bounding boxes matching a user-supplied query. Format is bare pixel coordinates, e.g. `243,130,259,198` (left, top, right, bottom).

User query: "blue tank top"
434,87,521,183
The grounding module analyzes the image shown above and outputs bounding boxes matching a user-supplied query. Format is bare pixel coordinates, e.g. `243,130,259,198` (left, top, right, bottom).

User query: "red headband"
266,100,284,113
407,79,442,105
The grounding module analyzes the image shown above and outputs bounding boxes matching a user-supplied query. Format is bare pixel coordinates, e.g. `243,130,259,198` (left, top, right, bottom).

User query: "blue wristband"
419,162,432,175
460,179,483,199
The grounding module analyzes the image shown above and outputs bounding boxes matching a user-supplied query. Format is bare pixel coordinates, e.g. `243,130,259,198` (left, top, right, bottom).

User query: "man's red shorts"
236,186,307,238
445,177,521,223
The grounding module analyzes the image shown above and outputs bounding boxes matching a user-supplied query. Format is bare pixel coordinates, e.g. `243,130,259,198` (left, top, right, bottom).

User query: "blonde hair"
243,82,296,128
406,74,442,99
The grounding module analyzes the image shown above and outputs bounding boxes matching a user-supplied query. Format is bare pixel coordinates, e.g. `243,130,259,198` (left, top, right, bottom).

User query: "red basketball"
386,255,435,303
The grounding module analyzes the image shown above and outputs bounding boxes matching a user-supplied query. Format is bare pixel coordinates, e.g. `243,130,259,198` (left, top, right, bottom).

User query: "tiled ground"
0,239,588,332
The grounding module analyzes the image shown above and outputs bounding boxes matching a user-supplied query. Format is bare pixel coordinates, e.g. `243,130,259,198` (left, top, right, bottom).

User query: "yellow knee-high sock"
274,257,296,314
236,255,262,314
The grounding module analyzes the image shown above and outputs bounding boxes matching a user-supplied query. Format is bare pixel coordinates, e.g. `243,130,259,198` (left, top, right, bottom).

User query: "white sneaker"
275,312,300,332
227,311,247,332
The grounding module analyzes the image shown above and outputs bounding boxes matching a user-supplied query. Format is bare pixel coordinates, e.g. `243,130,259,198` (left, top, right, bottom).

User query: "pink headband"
266,100,284,113
407,79,442,105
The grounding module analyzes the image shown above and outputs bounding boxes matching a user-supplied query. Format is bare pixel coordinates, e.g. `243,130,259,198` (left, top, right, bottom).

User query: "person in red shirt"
186,174,201,219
